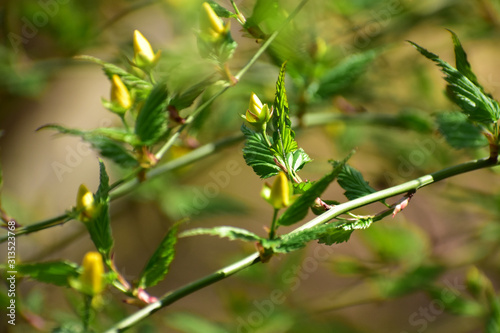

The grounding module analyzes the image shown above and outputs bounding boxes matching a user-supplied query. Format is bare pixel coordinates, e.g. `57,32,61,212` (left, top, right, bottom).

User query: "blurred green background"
1,0,500,332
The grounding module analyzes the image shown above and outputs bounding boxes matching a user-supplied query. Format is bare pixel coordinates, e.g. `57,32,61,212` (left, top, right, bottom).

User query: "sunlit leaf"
410,40,500,124
180,226,262,243
336,163,376,200
241,124,281,179
138,222,180,289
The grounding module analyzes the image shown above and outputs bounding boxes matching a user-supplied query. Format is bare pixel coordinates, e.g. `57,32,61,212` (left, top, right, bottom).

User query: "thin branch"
103,156,499,332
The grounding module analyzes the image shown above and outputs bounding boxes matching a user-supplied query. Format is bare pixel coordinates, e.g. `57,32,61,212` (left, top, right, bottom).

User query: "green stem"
0,213,69,241
0,110,482,243
103,252,261,333
103,156,498,332
119,114,130,132
82,294,92,332
230,0,246,24
269,208,279,239
292,157,498,234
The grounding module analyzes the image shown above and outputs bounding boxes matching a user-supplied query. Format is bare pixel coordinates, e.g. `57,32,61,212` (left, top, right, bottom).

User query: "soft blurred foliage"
1,0,500,332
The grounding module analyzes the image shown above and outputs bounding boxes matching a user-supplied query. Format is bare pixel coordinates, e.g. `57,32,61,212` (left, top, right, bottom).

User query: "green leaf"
179,226,263,243
206,1,237,18
315,50,377,99
15,261,79,287
277,153,352,226
241,124,281,179
270,223,352,253
77,55,152,91
336,163,376,200
436,112,489,149
38,125,138,167
95,160,110,202
170,76,216,110
84,136,137,168
38,124,141,146
317,217,373,245
287,148,312,174
265,217,371,253
448,30,482,91
410,40,500,124
293,181,314,195
272,62,298,157
135,82,169,145
86,161,113,258
102,63,152,91
138,222,180,289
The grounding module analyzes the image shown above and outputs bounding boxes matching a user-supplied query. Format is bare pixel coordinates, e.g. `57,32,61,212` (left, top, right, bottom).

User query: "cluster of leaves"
3,0,500,329
410,31,500,158
183,63,388,258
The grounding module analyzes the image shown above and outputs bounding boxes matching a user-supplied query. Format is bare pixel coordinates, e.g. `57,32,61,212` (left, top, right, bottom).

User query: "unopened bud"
245,93,272,130
200,2,228,40
76,184,96,220
80,252,104,296
133,30,161,68
261,172,291,209
110,75,132,111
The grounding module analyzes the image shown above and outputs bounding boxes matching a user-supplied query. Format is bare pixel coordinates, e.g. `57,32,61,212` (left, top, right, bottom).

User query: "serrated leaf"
315,50,377,99
241,124,281,179
287,148,312,174
77,55,152,91
179,226,263,243
272,62,298,157
38,124,142,146
277,152,352,226
138,223,180,289
318,217,373,245
95,160,110,202
86,161,113,258
135,82,169,145
336,163,376,200
448,30,482,91
84,136,137,168
436,112,489,149
410,41,500,124
15,261,80,287
265,218,367,253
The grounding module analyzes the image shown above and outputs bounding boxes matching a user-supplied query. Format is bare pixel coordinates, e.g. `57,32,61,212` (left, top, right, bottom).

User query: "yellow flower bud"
246,93,272,130
80,252,105,296
76,184,95,220
110,75,132,110
133,30,161,68
261,172,291,209
200,2,227,40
